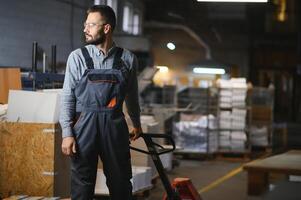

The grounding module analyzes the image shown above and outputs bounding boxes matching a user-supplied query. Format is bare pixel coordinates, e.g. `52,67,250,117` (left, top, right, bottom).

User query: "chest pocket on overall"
75,46,128,110
86,72,119,108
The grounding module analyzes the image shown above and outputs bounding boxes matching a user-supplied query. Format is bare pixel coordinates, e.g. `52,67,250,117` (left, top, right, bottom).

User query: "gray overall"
71,47,133,200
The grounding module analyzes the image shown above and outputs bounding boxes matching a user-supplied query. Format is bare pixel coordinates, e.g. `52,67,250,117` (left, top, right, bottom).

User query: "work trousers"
70,112,132,200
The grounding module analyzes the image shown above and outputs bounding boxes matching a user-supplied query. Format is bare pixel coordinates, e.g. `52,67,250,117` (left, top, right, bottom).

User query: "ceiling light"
156,66,169,73
197,0,268,2
167,42,176,50
193,67,225,75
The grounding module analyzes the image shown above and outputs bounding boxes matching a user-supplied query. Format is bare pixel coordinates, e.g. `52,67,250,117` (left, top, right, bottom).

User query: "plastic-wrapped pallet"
173,114,217,153
250,125,269,146
173,121,207,152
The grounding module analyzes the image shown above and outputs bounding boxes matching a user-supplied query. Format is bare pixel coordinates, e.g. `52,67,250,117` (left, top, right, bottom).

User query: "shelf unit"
248,87,274,149
173,87,218,154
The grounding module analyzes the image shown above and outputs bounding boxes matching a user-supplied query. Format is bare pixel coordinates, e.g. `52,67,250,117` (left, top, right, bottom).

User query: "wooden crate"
0,122,70,198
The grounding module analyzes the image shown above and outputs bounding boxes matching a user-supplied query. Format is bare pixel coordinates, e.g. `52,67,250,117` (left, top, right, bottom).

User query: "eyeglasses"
83,22,106,29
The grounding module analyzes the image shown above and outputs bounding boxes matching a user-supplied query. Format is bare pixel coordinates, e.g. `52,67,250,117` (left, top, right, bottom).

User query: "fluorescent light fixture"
193,67,225,75
156,66,169,73
197,0,267,2
167,42,176,50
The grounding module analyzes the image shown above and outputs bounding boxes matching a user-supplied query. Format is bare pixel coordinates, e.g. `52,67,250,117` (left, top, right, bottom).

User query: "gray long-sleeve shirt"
59,43,141,138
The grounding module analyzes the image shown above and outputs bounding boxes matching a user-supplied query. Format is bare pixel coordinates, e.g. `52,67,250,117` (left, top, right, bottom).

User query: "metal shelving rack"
248,87,274,150
215,86,251,155
173,87,219,155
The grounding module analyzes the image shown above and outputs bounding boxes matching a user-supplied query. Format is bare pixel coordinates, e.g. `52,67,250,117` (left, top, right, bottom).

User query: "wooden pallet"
174,150,215,160
215,151,251,162
251,146,273,158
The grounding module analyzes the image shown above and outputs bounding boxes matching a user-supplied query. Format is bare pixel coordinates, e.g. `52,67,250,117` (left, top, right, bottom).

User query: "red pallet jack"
130,133,203,200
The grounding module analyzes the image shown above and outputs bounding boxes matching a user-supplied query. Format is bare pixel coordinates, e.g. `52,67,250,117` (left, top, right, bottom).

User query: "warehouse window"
94,0,117,14
133,11,141,35
94,0,105,5
123,4,133,33
106,0,113,7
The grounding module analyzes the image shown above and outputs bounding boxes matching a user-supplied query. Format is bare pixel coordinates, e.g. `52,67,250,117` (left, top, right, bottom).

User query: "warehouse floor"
145,158,300,200
147,159,255,200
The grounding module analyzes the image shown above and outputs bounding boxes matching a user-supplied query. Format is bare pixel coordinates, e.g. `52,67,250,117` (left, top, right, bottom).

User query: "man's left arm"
125,55,142,140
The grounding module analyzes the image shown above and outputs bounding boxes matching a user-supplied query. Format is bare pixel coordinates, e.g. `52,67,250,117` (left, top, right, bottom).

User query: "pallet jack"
130,133,203,200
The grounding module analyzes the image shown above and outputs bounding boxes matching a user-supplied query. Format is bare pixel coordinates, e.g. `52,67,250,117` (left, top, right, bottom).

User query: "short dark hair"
87,5,116,31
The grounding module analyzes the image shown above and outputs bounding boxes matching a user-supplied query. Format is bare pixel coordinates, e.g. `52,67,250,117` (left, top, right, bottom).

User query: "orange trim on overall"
88,80,118,83
107,97,117,108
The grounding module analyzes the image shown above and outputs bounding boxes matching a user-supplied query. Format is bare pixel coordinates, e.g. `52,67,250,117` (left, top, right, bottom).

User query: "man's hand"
62,136,76,156
130,126,143,141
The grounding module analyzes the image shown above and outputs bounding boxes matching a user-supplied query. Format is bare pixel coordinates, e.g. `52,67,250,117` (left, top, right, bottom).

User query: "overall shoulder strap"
80,47,94,69
112,47,124,69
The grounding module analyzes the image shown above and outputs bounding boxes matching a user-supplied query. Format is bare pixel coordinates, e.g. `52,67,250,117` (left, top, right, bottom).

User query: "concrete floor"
147,159,258,200
95,157,301,200
142,160,301,200
146,159,300,200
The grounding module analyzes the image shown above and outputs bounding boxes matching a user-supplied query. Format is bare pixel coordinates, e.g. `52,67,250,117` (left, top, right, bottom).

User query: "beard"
85,32,106,45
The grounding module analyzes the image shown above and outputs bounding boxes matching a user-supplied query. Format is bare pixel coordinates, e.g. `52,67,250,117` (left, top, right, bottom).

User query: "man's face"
84,12,106,45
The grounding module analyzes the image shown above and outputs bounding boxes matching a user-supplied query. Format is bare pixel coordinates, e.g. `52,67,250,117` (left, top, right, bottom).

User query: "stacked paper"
6,90,61,123
216,78,248,152
220,89,232,97
217,79,232,108
219,131,231,149
217,78,248,108
250,125,269,146
231,131,247,151
219,88,232,108
217,79,232,88
231,78,248,89
231,108,247,130
219,111,231,129
231,78,247,107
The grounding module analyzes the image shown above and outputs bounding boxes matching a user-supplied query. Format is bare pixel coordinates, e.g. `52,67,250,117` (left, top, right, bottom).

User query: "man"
59,5,142,200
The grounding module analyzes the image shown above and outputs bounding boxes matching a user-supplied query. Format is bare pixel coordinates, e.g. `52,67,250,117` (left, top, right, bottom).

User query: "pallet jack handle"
130,133,181,200
130,133,176,155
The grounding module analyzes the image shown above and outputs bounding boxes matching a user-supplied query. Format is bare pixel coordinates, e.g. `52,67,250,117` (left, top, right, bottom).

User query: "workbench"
243,150,301,195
